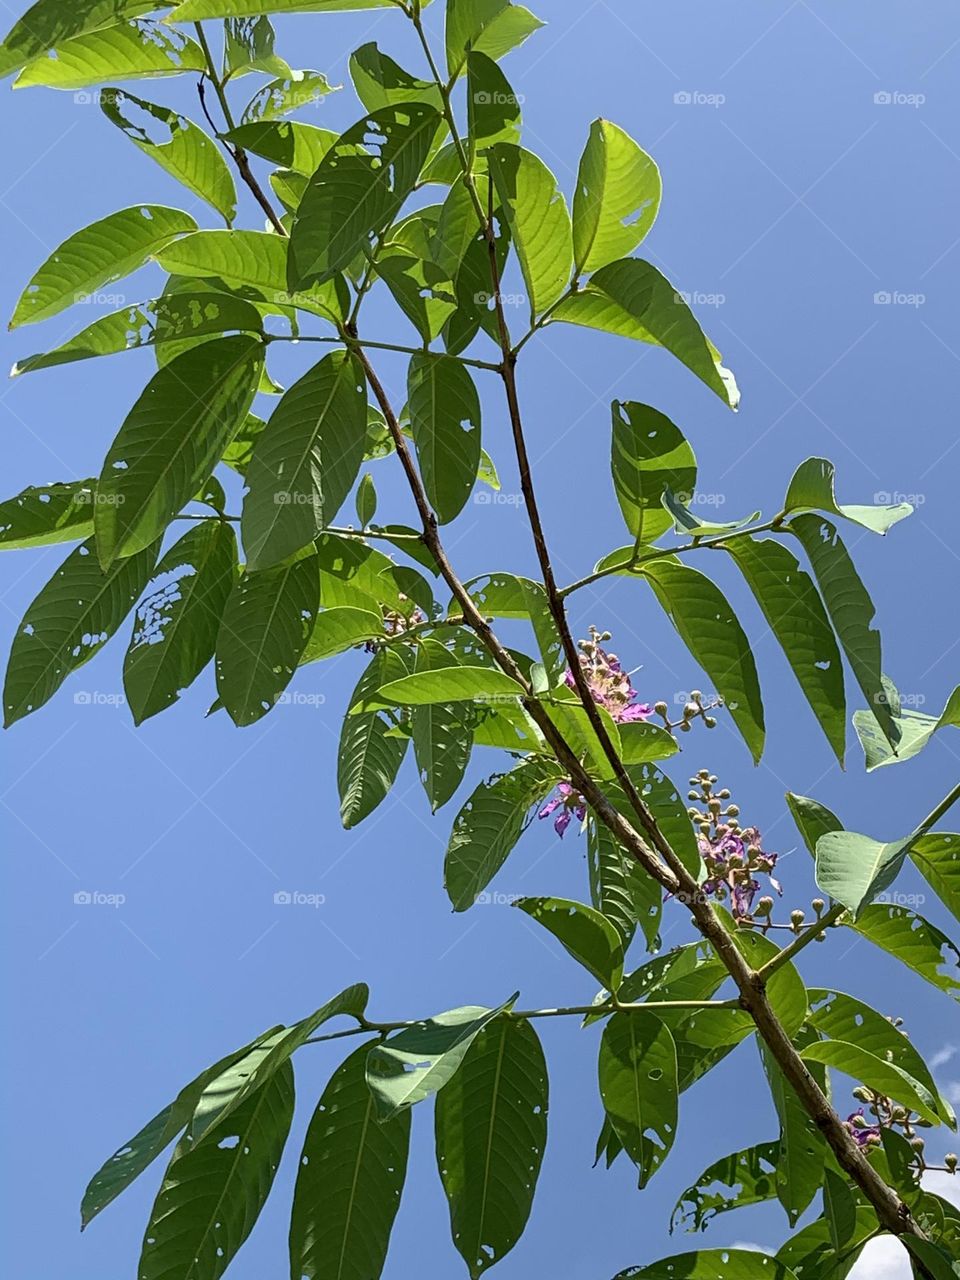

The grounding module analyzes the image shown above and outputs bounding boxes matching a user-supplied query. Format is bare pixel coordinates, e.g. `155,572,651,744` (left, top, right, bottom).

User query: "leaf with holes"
444,761,554,910
289,1041,410,1280
338,647,411,829
599,1012,677,1187
551,258,740,408
467,50,522,148
617,1249,801,1279
760,1036,829,1226
611,400,697,545
124,522,238,725
671,1142,779,1233
366,999,517,1122
848,903,960,1002
240,69,337,122
225,120,335,173
171,0,415,16
586,815,662,950
95,335,263,565
911,832,960,930
0,0,161,79
725,535,846,764
241,350,367,569
407,352,482,524
515,896,624,990
138,1061,293,1280
488,143,572,320
0,479,97,549
100,89,236,223
641,560,765,762
289,102,442,288
435,1016,547,1279
223,15,291,80
445,0,544,78
854,680,960,772
350,41,443,113
214,551,319,727
14,20,204,89
4,537,158,726
790,513,899,751
573,118,661,274
10,205,196,328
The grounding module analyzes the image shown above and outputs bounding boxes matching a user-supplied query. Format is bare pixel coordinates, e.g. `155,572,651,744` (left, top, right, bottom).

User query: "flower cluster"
364,597,426,651
538,782,587,838
565,626,653,724
686,771,781,920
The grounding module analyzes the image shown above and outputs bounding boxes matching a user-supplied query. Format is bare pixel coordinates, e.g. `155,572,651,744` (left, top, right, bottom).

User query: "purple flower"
539,782,587,838
844,1109,882,1148
565,627,654,725
696,823,781,921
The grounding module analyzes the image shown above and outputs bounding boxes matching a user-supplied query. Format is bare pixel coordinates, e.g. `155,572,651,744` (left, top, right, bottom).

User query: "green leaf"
0,479,97,549
615,1251,800,1279
760,1036,829,1225
598,1012,677,1187
376,246,458,344
407,353,482,524
240,350,367,569
641,559,765,762
138,1061,294,1280
515,896,624,990
444,761,552,909
225,120,334,173
801,1039,941,1125
435,1017,547,1279
466,50,522,148
289,102,442,288
80,1024,283,1229
0,0,160,79
551,258,740,408
4,537,157,726
338,646,411,828
123,521,238,725
95,335,263,564
289,1041,410,1280
464,573,563,677
355,473,377,528
189,985,368,1143
99,88,236,223
851,903,960,1002
223,15,291,80
411,640,475,813
775,1209,877,1279
628,763,704,882
809,989,956,1127
14,20,204,89
822,1167,859,1254
785,790,842,856
610,400,697,545
815,828,911,917
350,41,443,113
662,489,760,538
445,0,544,78
214,551,320,726
790,512,899,750
573,118,661,274
240,68,337,122
587,817,661,950
12,290,264,376
10,205,196,328
671,1142,779,1233
784,456,913,535
155,229,347,323
366,1000,516,1121
855,680,960,771
363,665,524,709
912,832,960,929
904,1237,960,1280
725,535,846,764
488,143,573,320
301,605,382,665
171,0,411,16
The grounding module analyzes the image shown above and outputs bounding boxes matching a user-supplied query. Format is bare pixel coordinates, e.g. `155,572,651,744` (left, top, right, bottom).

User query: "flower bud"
811,898,825,915
910,1136,926,1152
679,720,691,732
684,702,699,719
945,1153,958,1171
790,909,805,929
852,1086,872,1103
755,896,774,916
688,791,701,802
654,701,668,716
718,788,731,799
727,804,740,817
690,690,703,702
704,716,717,728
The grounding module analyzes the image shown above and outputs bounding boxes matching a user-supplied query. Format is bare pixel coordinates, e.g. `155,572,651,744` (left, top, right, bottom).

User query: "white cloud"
731,1240,770,1254
930,1045,958,1071
923,1169,960,1209
847,1235,910,1280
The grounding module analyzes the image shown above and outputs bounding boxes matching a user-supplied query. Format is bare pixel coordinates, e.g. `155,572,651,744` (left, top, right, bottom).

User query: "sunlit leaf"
801,1039,941,1125
671,1142,779,1233
14,20,204,89
349,41,443,113
515,896,624,989
223,15,291,80
0,479,97,549
240,69,337,122
615,1250,800,1279
854,679,960,771
467,50,522,148
599,1011,677,1187
411,639,475,812
445,0,544,79
784,456,913,535
0,0,162,79
225,119,335,173
407,352,482,523
338,646,410,829
573,118,661,274
610,400,696,545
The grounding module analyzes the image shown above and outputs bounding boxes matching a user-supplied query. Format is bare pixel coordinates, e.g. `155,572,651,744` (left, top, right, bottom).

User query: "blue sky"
2,2,960,1277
